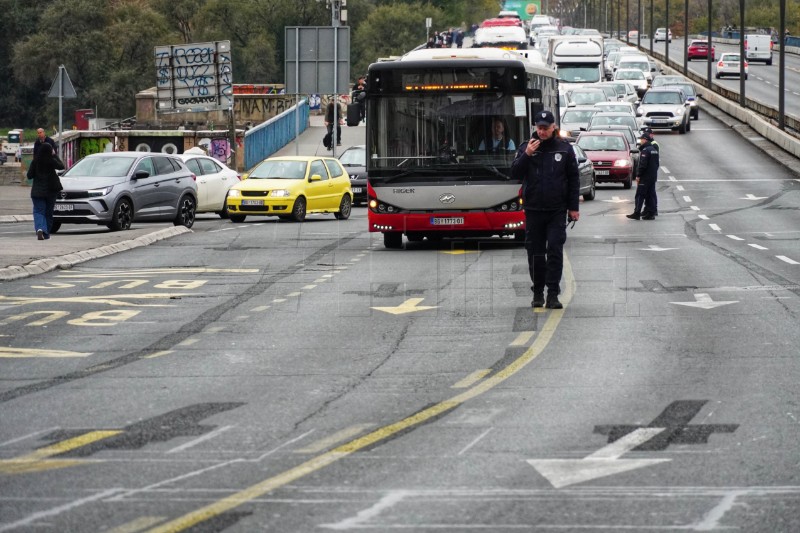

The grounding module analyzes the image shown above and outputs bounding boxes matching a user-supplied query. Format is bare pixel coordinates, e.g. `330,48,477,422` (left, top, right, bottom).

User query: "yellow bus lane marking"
0,293,198,308
440,249,478,255
143,350,174,359
145,256,576,533
371,298,438,315
0,347,92,358
104,516,167,533
0,430,122,475
293,424,376,454
510,331,535,346
451,369,492,389
56,268,259,278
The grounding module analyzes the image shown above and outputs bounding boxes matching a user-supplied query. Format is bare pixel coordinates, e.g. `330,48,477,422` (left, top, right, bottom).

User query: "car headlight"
270,189,291,197
675,107,685,115
614,159,631,167
87,186,113,197
227,189,241,198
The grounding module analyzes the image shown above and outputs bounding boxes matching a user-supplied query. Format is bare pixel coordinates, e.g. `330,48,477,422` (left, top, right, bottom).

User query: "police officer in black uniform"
627,127,659,220
511,110,580,309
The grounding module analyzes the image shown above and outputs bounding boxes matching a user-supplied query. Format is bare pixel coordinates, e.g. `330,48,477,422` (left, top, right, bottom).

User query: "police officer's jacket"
636,140,659,183
510,134,580,212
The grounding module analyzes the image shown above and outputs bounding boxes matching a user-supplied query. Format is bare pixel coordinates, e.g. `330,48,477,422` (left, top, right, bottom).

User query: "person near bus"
479,117,516,152
27,143,64,240
33,128,56,158
511,110,580,309
324,97,344,148
352,76,367,123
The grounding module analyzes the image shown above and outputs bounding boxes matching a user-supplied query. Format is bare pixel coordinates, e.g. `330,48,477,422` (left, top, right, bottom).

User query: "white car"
613,68,649,97
715,53,748,79
654,28,672,42
180,149,241,217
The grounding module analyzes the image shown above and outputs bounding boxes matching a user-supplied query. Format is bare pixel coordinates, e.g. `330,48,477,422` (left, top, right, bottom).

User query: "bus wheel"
384,232,403,249
406,232,424,242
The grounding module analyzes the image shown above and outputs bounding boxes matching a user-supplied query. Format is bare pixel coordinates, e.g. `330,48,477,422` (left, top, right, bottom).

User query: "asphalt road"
1,108,800,531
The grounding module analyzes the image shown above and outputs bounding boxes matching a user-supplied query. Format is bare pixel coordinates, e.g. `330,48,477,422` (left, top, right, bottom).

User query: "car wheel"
623,174,632,189
334,195,351,220
686,119,691,132
745,73,749,80
218,201,229,219
173,195,196,228
107,198,133,231
230,215,246,223
49,222,61,234
290,196,307,222
678,120,687,134
406,232,424,242
583,178,596,201
383,232,403,249
693,109,699,120
715,72,721,79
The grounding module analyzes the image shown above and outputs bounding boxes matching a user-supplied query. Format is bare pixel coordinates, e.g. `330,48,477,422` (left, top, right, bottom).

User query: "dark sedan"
575,131,634,189
338,144,366,205
571,143,596,201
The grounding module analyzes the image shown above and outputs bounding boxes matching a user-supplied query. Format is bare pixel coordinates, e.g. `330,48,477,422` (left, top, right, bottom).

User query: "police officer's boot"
532,292,545,308
626,212,641,220
545,293,563,309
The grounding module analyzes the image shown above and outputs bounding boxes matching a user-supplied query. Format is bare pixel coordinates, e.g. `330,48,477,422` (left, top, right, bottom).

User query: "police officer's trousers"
525,209,567,296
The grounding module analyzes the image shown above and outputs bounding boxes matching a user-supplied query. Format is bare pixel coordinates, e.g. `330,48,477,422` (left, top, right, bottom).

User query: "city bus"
364,47,560,248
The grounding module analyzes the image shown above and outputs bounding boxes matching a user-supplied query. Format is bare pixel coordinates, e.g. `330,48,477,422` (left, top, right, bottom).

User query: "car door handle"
154,183,160,187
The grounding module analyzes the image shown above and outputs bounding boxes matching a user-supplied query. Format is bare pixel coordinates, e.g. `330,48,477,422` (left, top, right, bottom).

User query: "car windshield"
666,83,696,96
596,104,630,113
691,41,709,47
616,70,644,80
65,156,136,178
248,160,307,179
620,61,649,71
557,66,601,83
570,91,606,105
577,135,626,151
562,110,596,122
591,115,637,130
643,92,684,105
339,148,366,166
723,54,741,62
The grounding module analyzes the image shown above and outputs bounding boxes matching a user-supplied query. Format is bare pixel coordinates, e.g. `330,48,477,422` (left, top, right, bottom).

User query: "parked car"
716,53,748,79
575,130,634,189
52,152,197,233
654,28,672,43
179,148,240,218
338,145,366,205
636,86,691,133
226,156,352,223
571,143,597,201
657,81,702,119
687,39,715,61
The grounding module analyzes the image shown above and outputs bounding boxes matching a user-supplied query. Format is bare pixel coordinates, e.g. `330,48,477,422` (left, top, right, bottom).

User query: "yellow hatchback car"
226,156,353,222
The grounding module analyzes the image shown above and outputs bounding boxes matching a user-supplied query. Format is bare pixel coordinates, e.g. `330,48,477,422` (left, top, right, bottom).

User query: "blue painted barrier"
244,99,309,171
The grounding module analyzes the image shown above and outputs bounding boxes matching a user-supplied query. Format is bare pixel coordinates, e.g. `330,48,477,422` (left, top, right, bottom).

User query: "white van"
745,34,773,65
547,36,605,86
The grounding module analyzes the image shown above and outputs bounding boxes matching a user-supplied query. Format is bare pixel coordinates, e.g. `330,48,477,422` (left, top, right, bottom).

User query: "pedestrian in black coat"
27,143,64,240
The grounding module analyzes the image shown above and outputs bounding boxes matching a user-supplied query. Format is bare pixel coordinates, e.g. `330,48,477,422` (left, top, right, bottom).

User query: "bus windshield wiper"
468,164,512,181
380,167,453,183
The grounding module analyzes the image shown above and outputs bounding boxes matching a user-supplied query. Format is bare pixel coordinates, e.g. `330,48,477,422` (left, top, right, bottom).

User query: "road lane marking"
683,196,692,202
726,235,744,241
272,298,287,303
451,369,492,389
0,347,92,358
698,215,709,220
321,490,409,530
676,185,685,191
178,338,198,346
0,488,123,533
294,424,375,454
371,298,438,315
777,256,800,265
104,517,167,533
457,428,494,456
510,331,535,346
690,206,700,211
144,257,577,533
143,350,174,359
0,430,122,475
302,285,317,290
661,166,670,173
0,427,60,448
709,224,721,231
250,306,270,312
167,426,233,454
748,244,768,250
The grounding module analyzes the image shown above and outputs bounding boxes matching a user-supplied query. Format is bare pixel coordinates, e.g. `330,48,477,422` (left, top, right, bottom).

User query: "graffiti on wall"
79,138,112,159
235,97,296,119
198,138,231,164
234,85,285,95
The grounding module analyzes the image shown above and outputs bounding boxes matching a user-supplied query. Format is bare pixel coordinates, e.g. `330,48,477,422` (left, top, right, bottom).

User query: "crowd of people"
426,28,465,49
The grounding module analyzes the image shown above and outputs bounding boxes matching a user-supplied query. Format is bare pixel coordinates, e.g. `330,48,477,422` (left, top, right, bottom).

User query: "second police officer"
627,127,659,220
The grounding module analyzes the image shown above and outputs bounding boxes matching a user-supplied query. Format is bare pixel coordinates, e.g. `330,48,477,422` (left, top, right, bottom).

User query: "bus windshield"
367,92,527,176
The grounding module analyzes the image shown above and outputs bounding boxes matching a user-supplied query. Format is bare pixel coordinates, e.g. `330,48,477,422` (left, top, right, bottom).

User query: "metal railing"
243,99,309,171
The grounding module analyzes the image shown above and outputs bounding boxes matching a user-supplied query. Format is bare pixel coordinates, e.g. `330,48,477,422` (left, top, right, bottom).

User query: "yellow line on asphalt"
0,430,122,475
146,257,576,533
143,350,174,359
0,347,92,358
451,369,492,389
177,339,198,346
510,331,535,346
293,424,375,454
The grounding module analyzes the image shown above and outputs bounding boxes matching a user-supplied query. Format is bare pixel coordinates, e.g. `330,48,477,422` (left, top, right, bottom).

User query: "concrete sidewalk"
0,117,366,281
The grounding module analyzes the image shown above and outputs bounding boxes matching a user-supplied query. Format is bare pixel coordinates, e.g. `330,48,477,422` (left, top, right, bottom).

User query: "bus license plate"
595,170,610,175
55,203,74,211
352,187,362,193
242,200,264,206
431,217,464,225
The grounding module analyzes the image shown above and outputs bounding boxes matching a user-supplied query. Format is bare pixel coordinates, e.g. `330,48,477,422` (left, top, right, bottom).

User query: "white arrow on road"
371,298,438,315
604,196,629,203
638,245,677,251
741,194,767,200
670,293,738,310
527,428,670,489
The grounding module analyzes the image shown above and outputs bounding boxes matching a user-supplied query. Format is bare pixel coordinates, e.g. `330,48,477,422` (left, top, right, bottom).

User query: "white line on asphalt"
726,235,744,241
683,196,692,202
272,298,287,303
777,256,800,265
668,175,677,181
286,292,302,297
0,427,59,448
294,424,375,454
302,285,317,290
178,338,198,346
0,488,123,532
690,206,700,211
314,278,328,283
661,166,670,173
321,490,409,530
748,244,768,250
676,185,685,191
692,490,748,531
698,215,709,220
457,428,494,456
167,426,234,454
251,306,270,312
709,224,721,231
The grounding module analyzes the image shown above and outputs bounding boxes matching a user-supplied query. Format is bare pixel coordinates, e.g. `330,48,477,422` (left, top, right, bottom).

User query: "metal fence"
243,98,309,171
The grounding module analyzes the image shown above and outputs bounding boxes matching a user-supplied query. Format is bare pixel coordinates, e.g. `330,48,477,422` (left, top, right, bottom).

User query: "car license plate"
431,217,464,225
54,203,73,212
241,200,264,206
651,119,667,124
352,187,362,193
595,170,610,175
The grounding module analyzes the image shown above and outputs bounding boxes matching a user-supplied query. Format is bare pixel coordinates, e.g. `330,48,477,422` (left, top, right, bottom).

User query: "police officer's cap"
534,110,555,126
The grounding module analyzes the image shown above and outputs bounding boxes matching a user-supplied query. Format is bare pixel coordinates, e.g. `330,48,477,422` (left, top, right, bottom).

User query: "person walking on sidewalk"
511,110,580,309
27,143,64,240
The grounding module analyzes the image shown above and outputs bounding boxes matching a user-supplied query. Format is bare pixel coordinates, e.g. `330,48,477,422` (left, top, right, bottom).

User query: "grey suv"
53,152,197,233
636,87,691,134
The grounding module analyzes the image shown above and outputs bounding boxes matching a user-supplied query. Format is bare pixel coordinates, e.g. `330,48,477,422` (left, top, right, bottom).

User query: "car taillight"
717,61,724,68
236,174,242,181
191,173,197,181
744,61,748,67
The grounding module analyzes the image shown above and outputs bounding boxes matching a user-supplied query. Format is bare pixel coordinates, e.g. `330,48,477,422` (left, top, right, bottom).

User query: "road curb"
0,226,192,281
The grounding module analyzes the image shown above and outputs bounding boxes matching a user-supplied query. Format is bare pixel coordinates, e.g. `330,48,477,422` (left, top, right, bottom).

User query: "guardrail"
244,98,309,171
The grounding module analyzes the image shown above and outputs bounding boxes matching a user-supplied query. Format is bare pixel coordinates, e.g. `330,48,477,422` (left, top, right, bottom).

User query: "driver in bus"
479,117,516,152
